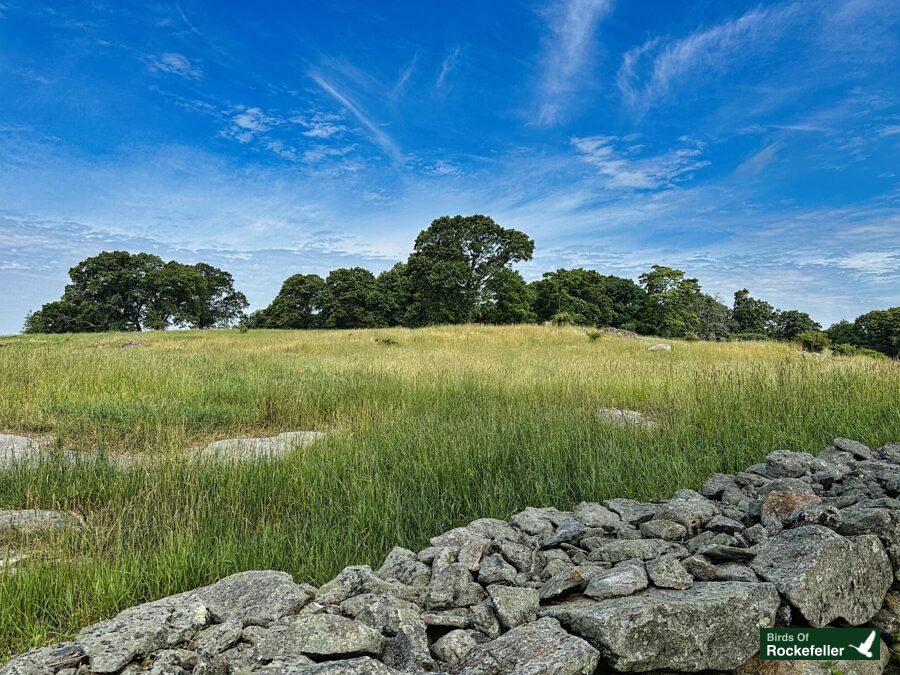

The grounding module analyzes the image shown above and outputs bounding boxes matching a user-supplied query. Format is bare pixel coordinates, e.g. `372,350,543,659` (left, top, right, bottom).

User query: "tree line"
23,214,900,358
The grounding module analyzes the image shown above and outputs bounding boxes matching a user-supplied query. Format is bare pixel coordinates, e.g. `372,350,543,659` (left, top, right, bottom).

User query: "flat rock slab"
0,434,52,468
452,617,600,674
0,509,82,534
596,409,658,430
751,525,891,627
0,546,26,573
543,581,781,672
197,431,326,461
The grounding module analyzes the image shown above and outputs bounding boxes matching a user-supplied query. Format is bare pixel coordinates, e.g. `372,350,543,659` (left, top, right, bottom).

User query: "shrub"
375,337,399,346
683,331,700,341
795,331,830,353
831,343,857,356
549,312,577,326
586,330,602,342
857,348,889,360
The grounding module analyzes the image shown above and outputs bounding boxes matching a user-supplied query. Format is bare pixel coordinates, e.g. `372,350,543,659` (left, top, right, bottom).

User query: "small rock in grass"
648,343,672,352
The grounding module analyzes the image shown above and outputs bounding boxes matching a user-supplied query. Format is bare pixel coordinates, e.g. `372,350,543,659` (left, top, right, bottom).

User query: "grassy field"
1,325,899,658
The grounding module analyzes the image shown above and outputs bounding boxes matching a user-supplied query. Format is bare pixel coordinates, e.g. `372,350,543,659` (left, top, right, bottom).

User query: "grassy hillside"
1,325,899,657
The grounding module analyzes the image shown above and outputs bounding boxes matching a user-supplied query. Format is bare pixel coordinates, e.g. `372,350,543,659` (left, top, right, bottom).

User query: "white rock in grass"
0,509,83,534
0,434,51,467
648,343,672,352
596,408,658,430
198,431,326,461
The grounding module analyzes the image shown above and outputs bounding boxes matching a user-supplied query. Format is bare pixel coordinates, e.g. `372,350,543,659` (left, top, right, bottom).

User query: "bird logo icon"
850,630,877,659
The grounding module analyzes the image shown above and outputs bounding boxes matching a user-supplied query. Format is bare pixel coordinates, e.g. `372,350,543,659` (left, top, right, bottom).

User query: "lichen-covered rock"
197,432,325,461
477,553,517,585
339,593,422,636
424,563,485,609
452,617,600,674
431,629,482,666
485,585,538,630
572,502,623,530
544,581,780,672
194,571,313,626
376,547,431,587
0,643,84,675
583,563,648,600
251,614,385,660
751,525,891,626
587,538,682,563
646,554,693,589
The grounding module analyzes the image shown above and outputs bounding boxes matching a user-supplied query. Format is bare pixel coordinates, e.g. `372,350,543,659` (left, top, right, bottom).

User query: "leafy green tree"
853,307,900,357
637,265,702,337
321,267,385,329
481,268,536,324
249,274,326,329
693,294,732,340
795,331,829,353
405,215,534,326
731,289,777,335
147,262,247,329
825,320,859,346
774,310,821,341
374,263,412,327
531,269,617,327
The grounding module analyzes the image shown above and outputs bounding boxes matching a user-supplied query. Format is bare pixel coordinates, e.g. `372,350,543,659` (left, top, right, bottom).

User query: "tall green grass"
1,325,898,657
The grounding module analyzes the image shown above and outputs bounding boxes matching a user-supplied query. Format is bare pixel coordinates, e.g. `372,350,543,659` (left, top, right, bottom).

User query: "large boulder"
452,617,600,674
543,581,780,672
193,570,314,626
251,614,385,661
751,525,891,626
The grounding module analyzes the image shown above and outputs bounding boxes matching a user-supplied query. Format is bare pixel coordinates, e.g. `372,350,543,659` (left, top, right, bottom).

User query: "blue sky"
1,0,898,334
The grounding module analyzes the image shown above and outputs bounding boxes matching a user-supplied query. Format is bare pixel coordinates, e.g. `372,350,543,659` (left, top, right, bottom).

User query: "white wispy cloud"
536,0,614,125
302,145,354,163
392,54,418,98
571,135,709,189
436,46,461,88
879,124,900,137
291,112,347,139
735,142,781,175
617,5,799,111
221,106,280,143
830,250,900,274
425,160,461,176
309,72,403,162
149,52,203,80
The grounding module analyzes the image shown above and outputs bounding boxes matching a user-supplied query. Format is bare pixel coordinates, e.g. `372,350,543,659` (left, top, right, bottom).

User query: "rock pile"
4,438,900,674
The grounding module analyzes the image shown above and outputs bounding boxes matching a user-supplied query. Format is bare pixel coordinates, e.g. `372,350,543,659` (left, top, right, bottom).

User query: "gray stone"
833,438,873,460
572,502,622,530
453,617,600,674
421,607,472,628
477,553,517,585
699,544,754,562
682,554,717,581
424,563,485,609
646,554,693,589
192,621,242,655
382,621,433,672
541,521,586,549
751,525,892,626
317,565,418,605
252,614,385,660
872,591,900,636
583,563,648,600
509,507,569,536
588,537,682,563
654,490,719,533
700,473,737,498
538,566,592,600
603,498,659,525
716,562,758,582
260,657,397,674
75,593,210,673
195,571,313,626
639,518,687,541
544,581,780,672
0,510,82,534
485,585,538,630
0,434,53,468
765,450,816,478
376,547,431,587
339,593,422,636
705,515,744,534
648,343,672,352
198,431,326,461
430,629,481,666
0,643,84,675
596,408,658,430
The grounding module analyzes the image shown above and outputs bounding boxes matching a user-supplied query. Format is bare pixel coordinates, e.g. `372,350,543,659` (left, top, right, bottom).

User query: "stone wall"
3,437,900,674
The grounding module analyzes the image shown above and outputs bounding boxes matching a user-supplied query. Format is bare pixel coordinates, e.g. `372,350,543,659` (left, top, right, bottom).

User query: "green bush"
857,348,889,360
586,330,602,342
549,311,577,326
683,331,700,341
795,331,830,353
831,343,857,356
731,332,771,342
